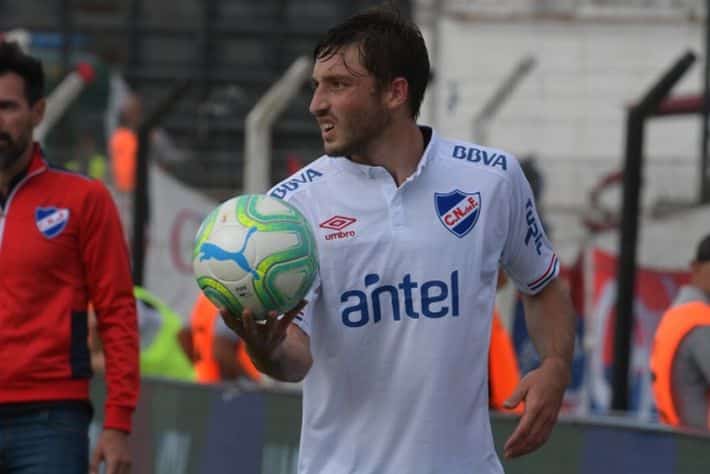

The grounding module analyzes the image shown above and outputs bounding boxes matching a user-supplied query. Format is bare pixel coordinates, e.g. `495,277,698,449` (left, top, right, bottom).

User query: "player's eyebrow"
0,98,20,108
316,73,354,84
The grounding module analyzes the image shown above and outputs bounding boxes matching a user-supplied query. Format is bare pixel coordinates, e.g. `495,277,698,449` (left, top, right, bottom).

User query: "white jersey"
268,128,558,474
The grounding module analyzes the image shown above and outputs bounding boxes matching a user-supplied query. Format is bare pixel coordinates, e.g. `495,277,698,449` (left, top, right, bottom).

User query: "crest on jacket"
35,207,70,239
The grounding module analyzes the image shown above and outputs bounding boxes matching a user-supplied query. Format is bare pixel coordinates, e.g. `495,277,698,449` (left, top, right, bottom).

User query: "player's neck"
351,121,424,187
0,144,34,196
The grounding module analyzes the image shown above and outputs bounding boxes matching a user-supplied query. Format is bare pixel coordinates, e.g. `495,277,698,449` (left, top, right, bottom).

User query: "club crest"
434,190,481,238
35,207,70,239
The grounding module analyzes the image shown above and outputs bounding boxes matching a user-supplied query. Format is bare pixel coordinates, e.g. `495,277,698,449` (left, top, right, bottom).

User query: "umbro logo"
320,215,356,231
320,215,357,241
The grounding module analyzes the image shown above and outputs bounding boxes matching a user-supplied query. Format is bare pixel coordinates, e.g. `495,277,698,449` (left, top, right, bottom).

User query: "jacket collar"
26,142,48,176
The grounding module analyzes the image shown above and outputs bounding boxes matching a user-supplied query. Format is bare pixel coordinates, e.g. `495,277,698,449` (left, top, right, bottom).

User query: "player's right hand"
502,356,569,459
219,301,306,362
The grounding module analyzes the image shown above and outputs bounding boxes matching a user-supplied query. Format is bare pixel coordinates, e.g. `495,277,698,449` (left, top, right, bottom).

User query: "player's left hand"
220,301,307,362
90,428,132,474
501,356,570,459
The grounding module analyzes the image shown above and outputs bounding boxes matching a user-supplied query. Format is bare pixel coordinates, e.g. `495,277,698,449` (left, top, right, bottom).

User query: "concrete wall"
417,4,704,251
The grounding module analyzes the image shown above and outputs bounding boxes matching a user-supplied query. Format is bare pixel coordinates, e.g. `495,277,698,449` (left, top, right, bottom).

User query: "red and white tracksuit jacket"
0,144,139,432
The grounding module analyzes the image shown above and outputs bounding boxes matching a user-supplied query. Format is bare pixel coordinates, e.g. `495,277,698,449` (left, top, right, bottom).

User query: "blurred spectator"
65,131,107,180
178,293,261,384
650,234,710,431
109,93,141,193
108,90,190,188
89,286,195,382
489,270,524,415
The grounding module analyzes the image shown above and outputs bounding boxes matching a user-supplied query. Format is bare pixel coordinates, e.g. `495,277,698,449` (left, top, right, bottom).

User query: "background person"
178,293,261,383
109,93,141,194
0,41,139,474
65,130,108,181
89,286,196,382
651,234,710,431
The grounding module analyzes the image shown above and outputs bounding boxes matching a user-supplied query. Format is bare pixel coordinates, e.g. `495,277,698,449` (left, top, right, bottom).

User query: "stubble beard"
0,130,31,171
325,106,391,159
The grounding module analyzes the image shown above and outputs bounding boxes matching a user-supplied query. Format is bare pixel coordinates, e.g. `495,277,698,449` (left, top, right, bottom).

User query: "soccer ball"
193,194,318,320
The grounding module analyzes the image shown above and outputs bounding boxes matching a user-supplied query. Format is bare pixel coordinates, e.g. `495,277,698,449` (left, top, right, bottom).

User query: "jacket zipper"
0,167,46,251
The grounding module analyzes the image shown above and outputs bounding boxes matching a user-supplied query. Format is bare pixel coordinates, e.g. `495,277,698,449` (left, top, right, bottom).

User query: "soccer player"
222,7,575,473
0,41,139,473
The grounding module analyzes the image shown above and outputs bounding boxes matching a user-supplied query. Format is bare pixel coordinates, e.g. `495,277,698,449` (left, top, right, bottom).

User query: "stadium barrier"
89,376,710,474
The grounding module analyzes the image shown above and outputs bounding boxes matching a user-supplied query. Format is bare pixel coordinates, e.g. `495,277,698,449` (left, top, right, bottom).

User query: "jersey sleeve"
291,278,321,335
80,181,140,432
500,159,559,295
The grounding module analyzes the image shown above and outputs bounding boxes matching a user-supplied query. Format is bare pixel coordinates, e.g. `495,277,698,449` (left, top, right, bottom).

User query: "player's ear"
31,98,46,127
384,77,409,111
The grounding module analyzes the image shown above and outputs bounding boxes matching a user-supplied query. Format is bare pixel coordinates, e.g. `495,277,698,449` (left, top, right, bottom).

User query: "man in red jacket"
0,41,139,473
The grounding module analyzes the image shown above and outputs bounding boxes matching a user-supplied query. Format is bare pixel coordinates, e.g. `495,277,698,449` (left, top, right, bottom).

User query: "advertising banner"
585,248,689,418
143,164,218,321
90,377,710,474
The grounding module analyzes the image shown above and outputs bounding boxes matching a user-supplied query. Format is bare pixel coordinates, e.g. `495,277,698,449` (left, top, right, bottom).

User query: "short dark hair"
313,6,430,119
0,41,45,105
694,234,710,263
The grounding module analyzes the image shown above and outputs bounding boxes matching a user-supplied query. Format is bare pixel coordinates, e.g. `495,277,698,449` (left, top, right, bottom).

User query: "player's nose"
309,89,328,116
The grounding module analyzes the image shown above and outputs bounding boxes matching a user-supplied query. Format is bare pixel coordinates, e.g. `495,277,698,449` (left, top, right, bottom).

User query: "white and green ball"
193,194,318,320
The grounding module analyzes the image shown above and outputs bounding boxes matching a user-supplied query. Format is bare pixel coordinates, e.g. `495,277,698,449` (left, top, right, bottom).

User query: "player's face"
0,73,43,171
692,260,710,293
309,44,390,158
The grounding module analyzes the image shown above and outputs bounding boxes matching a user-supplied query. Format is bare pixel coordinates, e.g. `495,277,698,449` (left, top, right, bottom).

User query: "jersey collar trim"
27,143,48,175
411,126,437,179
330,126,439,180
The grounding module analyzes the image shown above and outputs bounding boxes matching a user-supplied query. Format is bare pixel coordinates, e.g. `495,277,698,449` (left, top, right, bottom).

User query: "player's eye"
0,100,18,110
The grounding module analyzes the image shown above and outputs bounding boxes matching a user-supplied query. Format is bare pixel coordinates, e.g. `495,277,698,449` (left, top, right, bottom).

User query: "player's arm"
80,181,137,473
502,277,575,458
499,156,575,458
80,182,139,429
521,278,574,378
220,302,312,382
